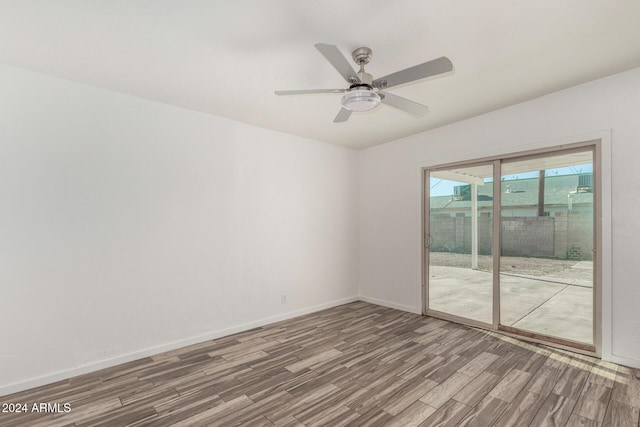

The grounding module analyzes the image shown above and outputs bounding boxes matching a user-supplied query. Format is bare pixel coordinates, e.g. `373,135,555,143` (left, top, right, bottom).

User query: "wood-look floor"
1,302,639,427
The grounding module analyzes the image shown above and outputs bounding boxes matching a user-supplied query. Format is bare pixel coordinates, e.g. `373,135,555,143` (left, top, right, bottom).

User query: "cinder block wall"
430,212,593,260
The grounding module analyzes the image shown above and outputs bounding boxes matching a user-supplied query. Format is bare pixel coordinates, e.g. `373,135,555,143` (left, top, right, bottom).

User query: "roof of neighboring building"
430,173,593,210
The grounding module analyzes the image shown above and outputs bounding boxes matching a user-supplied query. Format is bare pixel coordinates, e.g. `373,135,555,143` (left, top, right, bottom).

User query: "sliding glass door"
426,163,495,326
498,150,594,348
424,145,597,352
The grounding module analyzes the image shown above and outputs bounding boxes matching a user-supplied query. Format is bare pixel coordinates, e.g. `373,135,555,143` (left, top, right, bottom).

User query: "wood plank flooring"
1,302,638,426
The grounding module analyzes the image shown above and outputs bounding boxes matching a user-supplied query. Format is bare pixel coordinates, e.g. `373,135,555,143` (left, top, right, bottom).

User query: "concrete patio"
428,263,593,344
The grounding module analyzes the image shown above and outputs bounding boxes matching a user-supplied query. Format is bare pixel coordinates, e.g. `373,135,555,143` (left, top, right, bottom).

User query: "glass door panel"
428,164,494,324
499,150,594,345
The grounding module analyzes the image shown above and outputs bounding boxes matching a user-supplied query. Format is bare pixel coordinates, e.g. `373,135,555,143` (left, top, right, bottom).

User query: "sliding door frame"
423,160,497,330
422,139,602,356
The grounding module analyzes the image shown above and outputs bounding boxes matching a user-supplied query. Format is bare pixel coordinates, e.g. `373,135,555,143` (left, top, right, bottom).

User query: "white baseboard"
0,296,359,397
358,295,421,315
610,353,640,370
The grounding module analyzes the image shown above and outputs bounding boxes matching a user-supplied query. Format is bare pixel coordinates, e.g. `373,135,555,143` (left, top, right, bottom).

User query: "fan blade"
373,56,453,89
380,92,429,117
275,89,344,95
315,43,361,84
333,107,352,123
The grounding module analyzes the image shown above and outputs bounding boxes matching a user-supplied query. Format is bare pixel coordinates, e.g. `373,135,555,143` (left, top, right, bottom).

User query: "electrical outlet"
281,294,287,304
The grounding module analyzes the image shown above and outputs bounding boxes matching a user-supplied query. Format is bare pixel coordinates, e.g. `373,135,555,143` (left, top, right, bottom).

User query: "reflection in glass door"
427,164,494,325
499,150,594,347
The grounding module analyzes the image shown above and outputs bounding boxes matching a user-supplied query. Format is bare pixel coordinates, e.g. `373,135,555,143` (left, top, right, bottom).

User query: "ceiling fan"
275,43,453,123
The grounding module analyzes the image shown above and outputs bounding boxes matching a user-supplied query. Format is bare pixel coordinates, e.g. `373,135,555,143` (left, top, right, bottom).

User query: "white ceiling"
1,1,639,150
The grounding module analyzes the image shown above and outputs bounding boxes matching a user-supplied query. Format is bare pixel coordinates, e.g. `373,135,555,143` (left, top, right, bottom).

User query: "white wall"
359,66,640,368
0,63,359,395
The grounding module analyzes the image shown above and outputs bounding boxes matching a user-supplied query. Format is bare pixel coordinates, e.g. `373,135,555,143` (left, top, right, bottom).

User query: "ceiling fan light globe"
341,89,381,112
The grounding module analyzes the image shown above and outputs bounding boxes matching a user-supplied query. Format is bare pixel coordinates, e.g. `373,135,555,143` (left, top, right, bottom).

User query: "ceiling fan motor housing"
342,47,379,112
